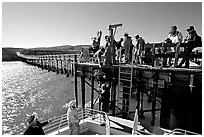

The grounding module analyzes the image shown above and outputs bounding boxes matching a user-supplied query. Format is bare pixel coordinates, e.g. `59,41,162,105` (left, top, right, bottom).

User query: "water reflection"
2,62,79,135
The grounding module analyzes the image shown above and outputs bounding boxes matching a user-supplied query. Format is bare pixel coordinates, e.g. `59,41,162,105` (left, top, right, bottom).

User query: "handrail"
50,107,110,135
168,128,199,135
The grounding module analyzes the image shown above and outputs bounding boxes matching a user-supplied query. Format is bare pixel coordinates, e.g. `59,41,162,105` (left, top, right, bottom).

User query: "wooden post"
91,67,94,109
188,74,195,129
74,54,78,107
151,70,158,126
152,43,156,67
112,76,116,116
81,66,86,108
56,55,59,73
160,72,173,129
174,43,180,67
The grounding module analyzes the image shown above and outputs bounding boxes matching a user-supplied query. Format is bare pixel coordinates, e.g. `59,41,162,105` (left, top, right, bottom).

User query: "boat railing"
167,128,199,135
43,107,110,135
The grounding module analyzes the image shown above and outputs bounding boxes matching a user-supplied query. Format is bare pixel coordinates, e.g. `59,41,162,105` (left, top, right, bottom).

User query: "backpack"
195,34,202,47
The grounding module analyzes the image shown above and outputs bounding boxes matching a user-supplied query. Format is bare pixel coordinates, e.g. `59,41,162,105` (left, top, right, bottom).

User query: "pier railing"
17,52,79,76
141,42,202,67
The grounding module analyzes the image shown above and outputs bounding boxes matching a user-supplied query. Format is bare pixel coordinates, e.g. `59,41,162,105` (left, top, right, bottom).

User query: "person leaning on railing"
178,26,202,68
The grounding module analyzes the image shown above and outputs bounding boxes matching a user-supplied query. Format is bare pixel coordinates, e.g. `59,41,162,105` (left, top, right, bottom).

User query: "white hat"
68,100,76,108
26,112,38,125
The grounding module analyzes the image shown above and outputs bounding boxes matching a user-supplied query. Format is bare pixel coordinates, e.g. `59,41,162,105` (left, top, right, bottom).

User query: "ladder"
116,48,134,118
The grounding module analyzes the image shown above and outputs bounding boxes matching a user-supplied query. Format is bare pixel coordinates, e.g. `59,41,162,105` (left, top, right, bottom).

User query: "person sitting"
24,112,52,135
67,100,79,135
164,26,183,66
78,48,90,63
178,26,202,68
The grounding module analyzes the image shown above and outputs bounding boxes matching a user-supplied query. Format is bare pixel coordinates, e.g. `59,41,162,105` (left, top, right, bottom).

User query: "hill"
2,45,91,61
2,48,24,61
20,45,91,55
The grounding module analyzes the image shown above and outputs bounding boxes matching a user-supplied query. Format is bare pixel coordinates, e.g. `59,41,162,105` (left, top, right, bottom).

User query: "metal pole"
91,68,94,109
81,66,86,108
74,54,78,107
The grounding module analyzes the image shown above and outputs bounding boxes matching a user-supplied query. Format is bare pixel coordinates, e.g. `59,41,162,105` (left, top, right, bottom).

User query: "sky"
2,1,202,48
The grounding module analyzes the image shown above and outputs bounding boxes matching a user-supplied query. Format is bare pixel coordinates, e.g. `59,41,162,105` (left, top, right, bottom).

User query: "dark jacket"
184,30,202,50
24,120,48,135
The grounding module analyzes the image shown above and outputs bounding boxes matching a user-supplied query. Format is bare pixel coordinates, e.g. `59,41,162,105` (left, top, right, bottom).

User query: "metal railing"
43,108,110,135
167,128,199,135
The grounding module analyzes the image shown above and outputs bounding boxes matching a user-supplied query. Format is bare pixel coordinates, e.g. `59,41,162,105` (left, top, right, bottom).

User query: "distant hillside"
2,45,91,61
30,45,90,51
2,48,24,61
21,45,91,55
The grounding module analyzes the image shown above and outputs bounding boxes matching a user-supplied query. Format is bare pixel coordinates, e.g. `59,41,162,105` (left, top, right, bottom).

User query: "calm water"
2,61,93,135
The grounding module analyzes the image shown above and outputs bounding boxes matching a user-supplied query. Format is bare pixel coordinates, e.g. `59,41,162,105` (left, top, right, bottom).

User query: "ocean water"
2,61,94,135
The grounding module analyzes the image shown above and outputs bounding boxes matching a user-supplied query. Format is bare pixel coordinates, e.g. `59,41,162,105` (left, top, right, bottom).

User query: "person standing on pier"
67,100,80,135
134,35,146,64
123,33,133,64
89,31,102,59
178,26,202,68
24,112,53,135
115,38,123,62
104,35,113,65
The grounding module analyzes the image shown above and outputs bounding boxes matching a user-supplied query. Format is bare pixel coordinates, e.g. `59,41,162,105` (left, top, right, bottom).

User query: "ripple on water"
2,62,79,135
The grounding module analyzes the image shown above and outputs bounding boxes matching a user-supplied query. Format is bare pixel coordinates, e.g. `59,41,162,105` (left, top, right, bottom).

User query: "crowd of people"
79,25,201,68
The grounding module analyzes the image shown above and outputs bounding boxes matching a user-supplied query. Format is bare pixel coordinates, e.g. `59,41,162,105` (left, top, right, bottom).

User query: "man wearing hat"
178,26,202,68
123,32,133,63
134,35,146,64
66,100,79,135
24,112,52,135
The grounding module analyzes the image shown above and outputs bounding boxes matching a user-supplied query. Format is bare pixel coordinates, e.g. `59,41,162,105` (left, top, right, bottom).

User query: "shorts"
69,122,78,133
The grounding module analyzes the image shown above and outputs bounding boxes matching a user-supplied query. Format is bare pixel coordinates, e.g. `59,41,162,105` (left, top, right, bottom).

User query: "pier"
17,41,202,134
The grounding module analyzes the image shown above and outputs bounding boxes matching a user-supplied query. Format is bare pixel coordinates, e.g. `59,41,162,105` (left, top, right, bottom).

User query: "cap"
105,35,109,39
135,35,139,39
186,26,194,31
124,32,129,36
171,26,177,30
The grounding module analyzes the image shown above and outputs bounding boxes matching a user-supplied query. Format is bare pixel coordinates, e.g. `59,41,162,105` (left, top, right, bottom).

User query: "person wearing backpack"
178,26,202,68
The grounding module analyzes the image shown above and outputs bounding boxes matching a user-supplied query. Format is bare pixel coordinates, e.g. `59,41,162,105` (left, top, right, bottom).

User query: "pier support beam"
74,55,78,107
160,72,173,129
91,68,94,109
81,66,86,108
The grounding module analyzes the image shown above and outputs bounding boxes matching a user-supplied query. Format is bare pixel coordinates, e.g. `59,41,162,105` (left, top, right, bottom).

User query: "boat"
42,107,199,135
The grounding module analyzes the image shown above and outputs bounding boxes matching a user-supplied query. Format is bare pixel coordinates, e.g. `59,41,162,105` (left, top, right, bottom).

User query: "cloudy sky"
2,1,202,48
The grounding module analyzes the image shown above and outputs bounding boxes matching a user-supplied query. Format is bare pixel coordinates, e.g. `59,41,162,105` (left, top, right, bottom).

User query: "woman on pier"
67,100,79,135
